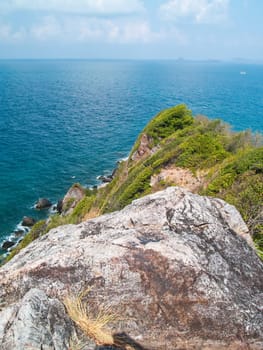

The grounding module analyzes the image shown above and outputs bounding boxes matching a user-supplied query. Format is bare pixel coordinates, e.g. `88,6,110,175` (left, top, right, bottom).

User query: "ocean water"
0,60,263,250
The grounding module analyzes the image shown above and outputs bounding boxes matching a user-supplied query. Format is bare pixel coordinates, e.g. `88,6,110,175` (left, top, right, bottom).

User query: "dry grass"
64,289,148,350
64,289,118,346
82,208,101,222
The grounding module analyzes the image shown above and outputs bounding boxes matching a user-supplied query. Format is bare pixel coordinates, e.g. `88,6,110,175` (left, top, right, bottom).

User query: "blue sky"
0,0,262,60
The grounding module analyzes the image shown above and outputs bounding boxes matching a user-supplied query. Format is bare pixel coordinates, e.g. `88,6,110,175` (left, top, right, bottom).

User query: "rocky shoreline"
0,166,118,262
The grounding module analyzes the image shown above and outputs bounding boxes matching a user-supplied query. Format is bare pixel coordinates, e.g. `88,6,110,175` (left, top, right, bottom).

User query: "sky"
0,0,262,60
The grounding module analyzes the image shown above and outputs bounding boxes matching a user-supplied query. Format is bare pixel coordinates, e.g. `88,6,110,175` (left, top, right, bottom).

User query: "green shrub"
47,195,96,230
204,148,263,259
176,134,229,169
46,214,68,232
206,148,263,195
117,167,152,209
63,197,75,212
130,104,193,157
69,195,95,223
101,163,152,212
144,104,193,143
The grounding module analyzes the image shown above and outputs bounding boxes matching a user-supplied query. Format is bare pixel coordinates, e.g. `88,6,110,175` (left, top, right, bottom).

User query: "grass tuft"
64,290,118,346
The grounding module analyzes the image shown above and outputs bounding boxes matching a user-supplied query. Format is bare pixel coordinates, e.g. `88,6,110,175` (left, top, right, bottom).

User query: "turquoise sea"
0,60,263,251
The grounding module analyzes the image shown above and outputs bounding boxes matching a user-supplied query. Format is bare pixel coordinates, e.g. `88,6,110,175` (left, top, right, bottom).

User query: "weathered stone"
0,288,72,350
22,216,36,227
35,198,52,210
0,187,262,349
61,183,86,215
131,133,153,162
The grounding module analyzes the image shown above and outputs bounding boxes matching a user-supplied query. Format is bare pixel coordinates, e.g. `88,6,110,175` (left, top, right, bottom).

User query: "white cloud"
0,0,145,15
110,21,163,43
0,24,10,40
165,27,188,45
160,0,229,23
0,23,26,41
30,16,61,40
28,15,161,44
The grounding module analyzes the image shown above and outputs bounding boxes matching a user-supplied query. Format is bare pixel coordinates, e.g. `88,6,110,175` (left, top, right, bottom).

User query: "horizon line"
0,57,262,64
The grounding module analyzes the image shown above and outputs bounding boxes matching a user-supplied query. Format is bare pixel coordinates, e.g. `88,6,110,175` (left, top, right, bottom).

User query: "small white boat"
240,71,247,75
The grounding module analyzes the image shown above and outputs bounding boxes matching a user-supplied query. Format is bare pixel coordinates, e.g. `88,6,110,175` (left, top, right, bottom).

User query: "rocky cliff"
5,105,263,262
0,187,262,349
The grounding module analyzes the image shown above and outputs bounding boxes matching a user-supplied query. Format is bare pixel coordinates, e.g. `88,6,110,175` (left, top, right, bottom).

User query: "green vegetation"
2,104,262,263
143,104,193,144
130,104,193,153
176,133,229,169
45,195,96,231
95,107,262,258
203,148,263,257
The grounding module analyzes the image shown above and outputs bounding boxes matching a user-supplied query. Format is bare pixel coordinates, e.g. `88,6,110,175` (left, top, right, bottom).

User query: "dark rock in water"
98,175,113,183
0,187,262,349
2,241,15,250
35,198,52,209
22,216,36,227
56,199,63,214
14,230,24,237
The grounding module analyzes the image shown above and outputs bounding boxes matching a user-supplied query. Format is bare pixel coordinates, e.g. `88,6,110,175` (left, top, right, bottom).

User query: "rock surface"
22,216,36,227
0,187,262,349
61,183,86,214
97,175,113,183
14,229,24,237
131,133,155,162
1,241,15,250
0,288,72,350
35,198,52,209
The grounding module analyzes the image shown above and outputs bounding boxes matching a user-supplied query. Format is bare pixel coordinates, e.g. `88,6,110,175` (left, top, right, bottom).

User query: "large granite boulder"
0,187,262,349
